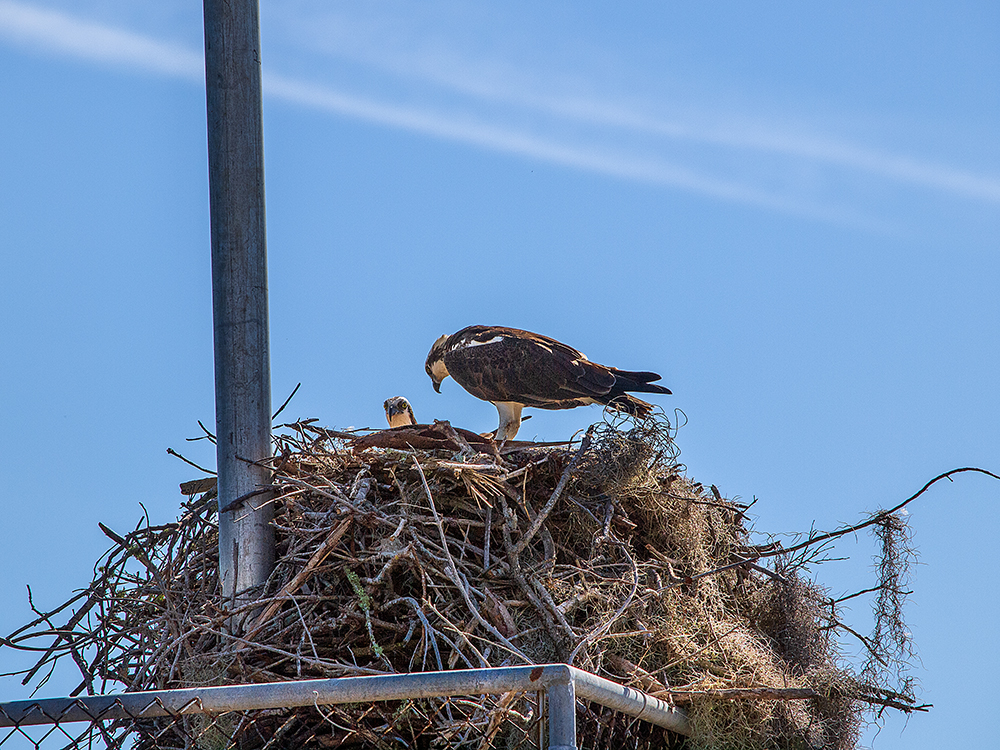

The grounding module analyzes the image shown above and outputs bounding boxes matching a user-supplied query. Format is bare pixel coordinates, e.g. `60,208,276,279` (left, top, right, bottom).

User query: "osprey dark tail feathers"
607,368,673,396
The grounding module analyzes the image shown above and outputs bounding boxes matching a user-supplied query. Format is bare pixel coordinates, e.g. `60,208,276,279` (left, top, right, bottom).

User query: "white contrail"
535,97,1000,203
357,58,1000,204
1,1,856,222
0,0,977,226
262,71,884,227
283,7,1000,205
0,1,202,79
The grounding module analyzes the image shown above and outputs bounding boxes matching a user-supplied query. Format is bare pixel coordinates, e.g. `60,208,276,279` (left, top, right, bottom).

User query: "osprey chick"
383,396,417,428
425,325,671,441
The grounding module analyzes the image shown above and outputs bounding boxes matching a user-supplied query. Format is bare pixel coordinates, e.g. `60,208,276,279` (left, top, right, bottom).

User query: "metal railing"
0,664,690,749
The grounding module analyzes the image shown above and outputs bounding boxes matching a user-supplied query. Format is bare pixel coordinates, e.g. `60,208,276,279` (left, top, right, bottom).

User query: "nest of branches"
3,414,930,749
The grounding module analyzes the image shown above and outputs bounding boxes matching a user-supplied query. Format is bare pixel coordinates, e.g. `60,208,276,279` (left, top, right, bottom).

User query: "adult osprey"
425,325,671,440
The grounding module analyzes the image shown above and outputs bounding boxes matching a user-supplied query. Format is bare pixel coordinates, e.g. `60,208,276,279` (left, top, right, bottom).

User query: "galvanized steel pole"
546,679,578,750
202,0,274,601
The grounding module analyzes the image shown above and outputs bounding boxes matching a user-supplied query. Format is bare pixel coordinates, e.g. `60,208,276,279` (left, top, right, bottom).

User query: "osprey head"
425,333,450,393
383,396,416,427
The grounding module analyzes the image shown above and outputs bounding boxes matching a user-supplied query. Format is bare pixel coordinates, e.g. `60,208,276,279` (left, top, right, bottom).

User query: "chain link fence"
2,694,538,749
0,664,690,750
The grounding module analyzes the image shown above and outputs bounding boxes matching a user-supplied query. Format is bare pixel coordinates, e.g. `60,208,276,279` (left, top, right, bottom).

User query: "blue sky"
0,1,997,747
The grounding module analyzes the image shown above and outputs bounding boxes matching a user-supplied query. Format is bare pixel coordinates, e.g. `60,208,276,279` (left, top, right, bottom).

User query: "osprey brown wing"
443,334,617,407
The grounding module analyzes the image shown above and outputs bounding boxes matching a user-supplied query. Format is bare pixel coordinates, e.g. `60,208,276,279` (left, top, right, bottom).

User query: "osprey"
373,396,499,454
425,325,671,440
383,396,417,428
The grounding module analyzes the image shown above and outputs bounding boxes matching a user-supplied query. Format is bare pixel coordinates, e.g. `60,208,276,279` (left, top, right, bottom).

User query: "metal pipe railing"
0,664,691,745
570,667,686,730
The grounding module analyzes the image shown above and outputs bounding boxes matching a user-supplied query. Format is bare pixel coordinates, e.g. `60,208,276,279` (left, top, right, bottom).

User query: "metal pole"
202,0,274,602
546,679,577,750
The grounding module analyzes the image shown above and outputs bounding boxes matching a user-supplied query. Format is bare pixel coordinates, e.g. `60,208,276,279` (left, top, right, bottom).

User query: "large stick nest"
4,414,926,749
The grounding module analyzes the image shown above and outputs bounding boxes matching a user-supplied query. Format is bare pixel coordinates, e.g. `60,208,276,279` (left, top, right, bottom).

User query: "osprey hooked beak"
383,396,416,428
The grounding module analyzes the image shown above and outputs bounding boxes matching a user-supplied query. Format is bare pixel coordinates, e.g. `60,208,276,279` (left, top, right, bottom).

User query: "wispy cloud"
0,0,994,230
277,5,1000,205
262,71,885,226
0,0,202,78
531,97,1000,204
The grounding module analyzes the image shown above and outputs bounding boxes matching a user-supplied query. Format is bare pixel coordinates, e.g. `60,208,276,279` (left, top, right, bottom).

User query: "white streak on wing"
456,335,506,350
